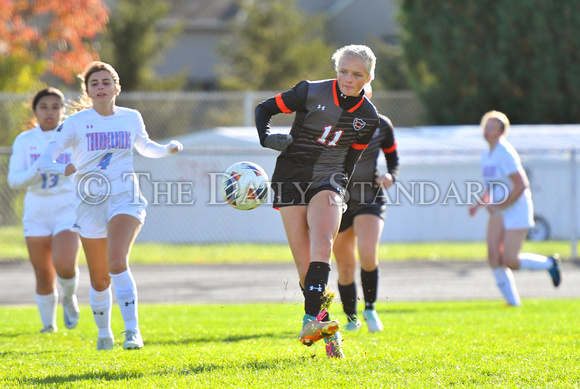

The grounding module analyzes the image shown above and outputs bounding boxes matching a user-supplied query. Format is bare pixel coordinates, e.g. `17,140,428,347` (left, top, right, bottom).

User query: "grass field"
0,225,575,264
1,299,578,387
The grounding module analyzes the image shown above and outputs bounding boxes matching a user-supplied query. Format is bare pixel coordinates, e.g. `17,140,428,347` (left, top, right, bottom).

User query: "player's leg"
52,229,81,329
297,190,342,348
279,205,310,287
487,215,521,306
107,213,144,350
333,226,360,331
26,236,58,332
82,236,114,350
353,213,384,332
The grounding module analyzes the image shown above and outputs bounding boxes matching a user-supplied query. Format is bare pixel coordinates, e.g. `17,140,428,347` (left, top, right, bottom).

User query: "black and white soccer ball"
221,161,269,210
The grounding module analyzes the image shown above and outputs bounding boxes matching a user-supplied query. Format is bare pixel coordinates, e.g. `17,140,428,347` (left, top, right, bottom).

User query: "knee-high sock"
338,282,357,317
303,262,330,317
36,291,58,329
57,272,79,300
519,253,552,270
492,267,521,306
90,286,113,337
361,267,379,310
111,269,139,332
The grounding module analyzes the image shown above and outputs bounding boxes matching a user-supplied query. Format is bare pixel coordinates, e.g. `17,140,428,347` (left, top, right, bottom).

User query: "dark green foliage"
400,0,580,124
101,0,186,91
216,0,334,91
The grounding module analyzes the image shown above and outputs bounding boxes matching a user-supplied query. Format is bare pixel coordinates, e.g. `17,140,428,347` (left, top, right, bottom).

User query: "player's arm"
378,116,399,188
469,189,490,217
37,142,76,176
7,138,42,189
134,113,183,157
135,136,183,158
486,169,527,214
255,80,309,150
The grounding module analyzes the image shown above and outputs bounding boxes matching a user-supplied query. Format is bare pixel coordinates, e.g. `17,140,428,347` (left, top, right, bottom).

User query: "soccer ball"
221,161,269,210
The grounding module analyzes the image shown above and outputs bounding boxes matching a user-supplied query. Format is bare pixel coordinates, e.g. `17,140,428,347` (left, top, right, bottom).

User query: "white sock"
57,271,79,299
111,269,139,332
518,253,552,270
36,291,58,329
90,286,113,338
492,267,521,306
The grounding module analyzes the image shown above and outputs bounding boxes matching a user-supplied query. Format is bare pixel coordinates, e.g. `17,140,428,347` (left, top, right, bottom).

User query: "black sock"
303,261,330,317
338,282,357,317
361,267,379,311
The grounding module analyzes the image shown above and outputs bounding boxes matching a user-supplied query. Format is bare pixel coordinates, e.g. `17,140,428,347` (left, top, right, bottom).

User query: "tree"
216,0,334,91
368,36,411,91
399,0,580,124
0,0,109,88
100,0,185,91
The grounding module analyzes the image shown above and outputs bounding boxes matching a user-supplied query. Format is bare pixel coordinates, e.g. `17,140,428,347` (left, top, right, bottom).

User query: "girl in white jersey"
469,111,561,307
38,62,183,351
8,87,81,333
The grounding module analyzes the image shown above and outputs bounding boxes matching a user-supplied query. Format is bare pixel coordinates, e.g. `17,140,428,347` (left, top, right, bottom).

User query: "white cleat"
63,295,80,329
123,330,144,350
363,309,384,333
97,336,114,351
40,325,57,333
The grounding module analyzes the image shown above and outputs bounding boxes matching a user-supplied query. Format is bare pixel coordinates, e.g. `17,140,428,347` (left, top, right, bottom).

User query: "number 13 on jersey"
316,125,343,147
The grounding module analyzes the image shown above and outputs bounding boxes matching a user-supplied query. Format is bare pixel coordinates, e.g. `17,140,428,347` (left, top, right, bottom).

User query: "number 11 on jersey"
316,125,343,147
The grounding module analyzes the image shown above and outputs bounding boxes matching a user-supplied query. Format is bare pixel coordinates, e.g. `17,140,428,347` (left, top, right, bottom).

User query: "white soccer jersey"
8,126,75,196
480,138,531,208
49,106,153,196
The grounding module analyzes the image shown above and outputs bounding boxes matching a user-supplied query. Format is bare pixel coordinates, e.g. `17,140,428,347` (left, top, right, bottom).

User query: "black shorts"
339,200,386,232
272,182,345,208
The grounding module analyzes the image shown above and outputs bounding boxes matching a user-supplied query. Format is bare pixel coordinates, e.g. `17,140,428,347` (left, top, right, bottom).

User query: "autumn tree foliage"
0,0,109,87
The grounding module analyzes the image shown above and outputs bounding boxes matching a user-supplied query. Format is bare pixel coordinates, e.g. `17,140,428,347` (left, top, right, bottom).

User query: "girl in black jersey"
255,45,379,358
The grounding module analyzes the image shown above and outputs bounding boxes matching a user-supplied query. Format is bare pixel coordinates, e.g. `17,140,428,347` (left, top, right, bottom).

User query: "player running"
333,85,399,332
8,87,81,334
255,45,380,358
38,62,183,350
469,111,561,307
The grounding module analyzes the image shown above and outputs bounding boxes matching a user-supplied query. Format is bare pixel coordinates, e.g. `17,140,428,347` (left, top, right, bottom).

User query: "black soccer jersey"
347,114,399,204
255,79,379,190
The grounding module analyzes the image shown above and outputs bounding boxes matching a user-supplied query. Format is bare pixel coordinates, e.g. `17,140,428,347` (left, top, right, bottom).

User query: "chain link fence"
1,92,578,261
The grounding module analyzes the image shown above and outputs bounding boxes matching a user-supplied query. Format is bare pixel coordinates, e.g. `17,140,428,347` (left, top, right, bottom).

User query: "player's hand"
376,173,394,189
468,204,479,217
64,163,77,177
168,140,183,154
263,134,293,151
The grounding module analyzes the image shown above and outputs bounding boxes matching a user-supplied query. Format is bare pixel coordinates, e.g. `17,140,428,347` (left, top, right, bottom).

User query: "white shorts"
23,192,76,237
73,190,147,239
500,194,535,230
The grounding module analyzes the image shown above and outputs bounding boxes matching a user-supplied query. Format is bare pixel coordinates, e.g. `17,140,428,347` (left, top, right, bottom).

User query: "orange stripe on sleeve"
275,93,292,114
382,141,397,154
351,143,368,150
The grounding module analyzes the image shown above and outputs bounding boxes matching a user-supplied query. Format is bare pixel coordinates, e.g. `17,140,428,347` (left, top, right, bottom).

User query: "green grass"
1,299,578,387
1,224,576,264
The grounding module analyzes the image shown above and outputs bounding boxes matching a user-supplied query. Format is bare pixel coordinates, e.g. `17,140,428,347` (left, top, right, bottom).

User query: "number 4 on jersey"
316,125,343,147
97,152,113,170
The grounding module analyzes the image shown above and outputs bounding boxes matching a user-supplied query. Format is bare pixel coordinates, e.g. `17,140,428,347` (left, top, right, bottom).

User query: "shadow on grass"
145,330,295,346
16,356,309,385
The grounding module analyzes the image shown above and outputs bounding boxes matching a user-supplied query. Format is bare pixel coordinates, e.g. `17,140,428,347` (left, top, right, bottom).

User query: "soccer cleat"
40,325,56,333
63,295,80,329
122,330,144,350
548,254,561,287
344,315,361,332
97,336,114,351
363,309,384,333
325,331,345,358
299,309,339,346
